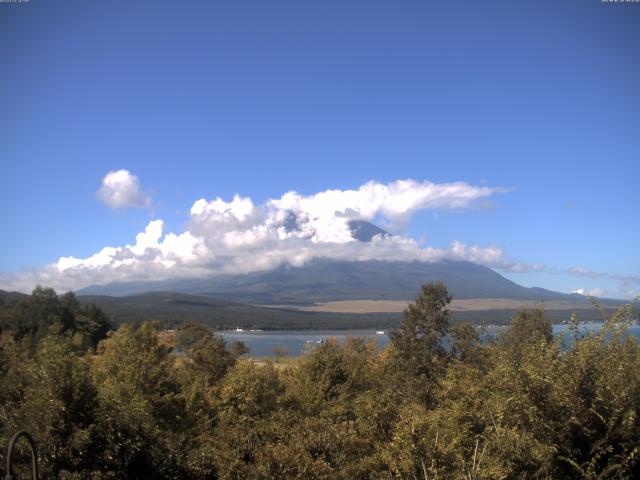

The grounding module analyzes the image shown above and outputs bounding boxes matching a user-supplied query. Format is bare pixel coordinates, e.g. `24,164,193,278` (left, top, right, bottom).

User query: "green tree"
389,282,452,402
450,322,487,367
503,307,553,354
74,303,113,348
0,335,100,479
5,286,73,342
175,321,237,386
0,288,112,350
90,322,188,478
229,340,250,358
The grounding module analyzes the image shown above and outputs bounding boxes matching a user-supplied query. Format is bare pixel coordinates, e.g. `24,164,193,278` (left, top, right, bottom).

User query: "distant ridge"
2,288,625,331
77,258,601,305
75,291,399,330
0,289,27,304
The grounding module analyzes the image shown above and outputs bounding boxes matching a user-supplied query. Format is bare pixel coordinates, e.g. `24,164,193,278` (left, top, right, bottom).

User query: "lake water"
220,322,640,357
220,329,391,357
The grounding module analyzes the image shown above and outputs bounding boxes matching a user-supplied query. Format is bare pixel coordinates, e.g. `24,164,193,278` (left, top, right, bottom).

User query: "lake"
220,322,640,357
219,329,391,357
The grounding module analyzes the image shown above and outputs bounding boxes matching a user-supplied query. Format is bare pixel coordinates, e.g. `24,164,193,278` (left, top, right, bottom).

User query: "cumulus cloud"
266,179,509,238
571,288,605,297
9,174,636,297
1,179,519,292
97,169,151,209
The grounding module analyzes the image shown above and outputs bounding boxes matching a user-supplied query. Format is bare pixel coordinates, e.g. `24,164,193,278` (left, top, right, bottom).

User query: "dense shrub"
1,285,638,478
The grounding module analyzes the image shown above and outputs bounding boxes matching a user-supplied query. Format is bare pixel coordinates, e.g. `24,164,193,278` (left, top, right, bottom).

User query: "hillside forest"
0,284,639,479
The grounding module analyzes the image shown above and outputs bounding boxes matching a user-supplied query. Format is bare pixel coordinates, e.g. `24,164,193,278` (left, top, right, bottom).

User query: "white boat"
235,327,244,332
376,331,385,335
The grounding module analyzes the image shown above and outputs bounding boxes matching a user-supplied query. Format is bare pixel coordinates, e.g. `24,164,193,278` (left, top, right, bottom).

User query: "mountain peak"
348,220,388,242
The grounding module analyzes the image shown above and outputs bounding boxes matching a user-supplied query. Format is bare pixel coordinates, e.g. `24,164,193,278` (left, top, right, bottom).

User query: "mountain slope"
77,258,590,304
0,289,28,305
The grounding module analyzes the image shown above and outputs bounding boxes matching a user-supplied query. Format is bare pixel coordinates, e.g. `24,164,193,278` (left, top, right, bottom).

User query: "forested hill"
70,292,635,328
0,288,390,331
75,291,400,330
2,288,626,331
0,289,27,304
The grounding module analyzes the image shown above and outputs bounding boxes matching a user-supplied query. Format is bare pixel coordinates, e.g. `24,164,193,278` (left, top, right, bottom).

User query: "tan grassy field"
261,298,606,314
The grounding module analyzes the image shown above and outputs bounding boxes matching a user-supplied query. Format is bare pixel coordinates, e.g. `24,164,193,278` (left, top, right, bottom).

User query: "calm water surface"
220,329,390,357
220,323,640,357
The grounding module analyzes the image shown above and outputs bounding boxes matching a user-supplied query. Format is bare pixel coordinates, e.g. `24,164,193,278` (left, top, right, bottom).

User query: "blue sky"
0,0,638,298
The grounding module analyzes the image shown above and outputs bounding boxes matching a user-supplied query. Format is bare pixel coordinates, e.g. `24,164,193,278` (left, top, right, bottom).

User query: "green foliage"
4,286,75,342
1,286,639,479
175,320,239,388
503,306,553,352
90,322,188,478
0,335,101,478
0,287,112,349
389,282,452,404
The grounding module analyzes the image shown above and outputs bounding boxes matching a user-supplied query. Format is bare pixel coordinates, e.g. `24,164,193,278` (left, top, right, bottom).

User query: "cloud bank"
1,179,519,292
97,169,151,209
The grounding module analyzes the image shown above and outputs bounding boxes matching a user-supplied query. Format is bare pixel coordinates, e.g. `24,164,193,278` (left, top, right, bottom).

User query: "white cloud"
566,267,640,291
128,220,163,255
572,288,605,297
265,179,508,241
0,178,522,293
566,267,604,279
97,169,151,209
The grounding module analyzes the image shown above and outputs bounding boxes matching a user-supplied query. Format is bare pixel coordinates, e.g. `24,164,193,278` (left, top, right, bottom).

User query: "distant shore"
257,297,623,314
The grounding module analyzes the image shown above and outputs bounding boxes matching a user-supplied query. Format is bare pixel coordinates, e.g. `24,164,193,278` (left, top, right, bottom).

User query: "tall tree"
503,307,553,353
389,282,452,400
